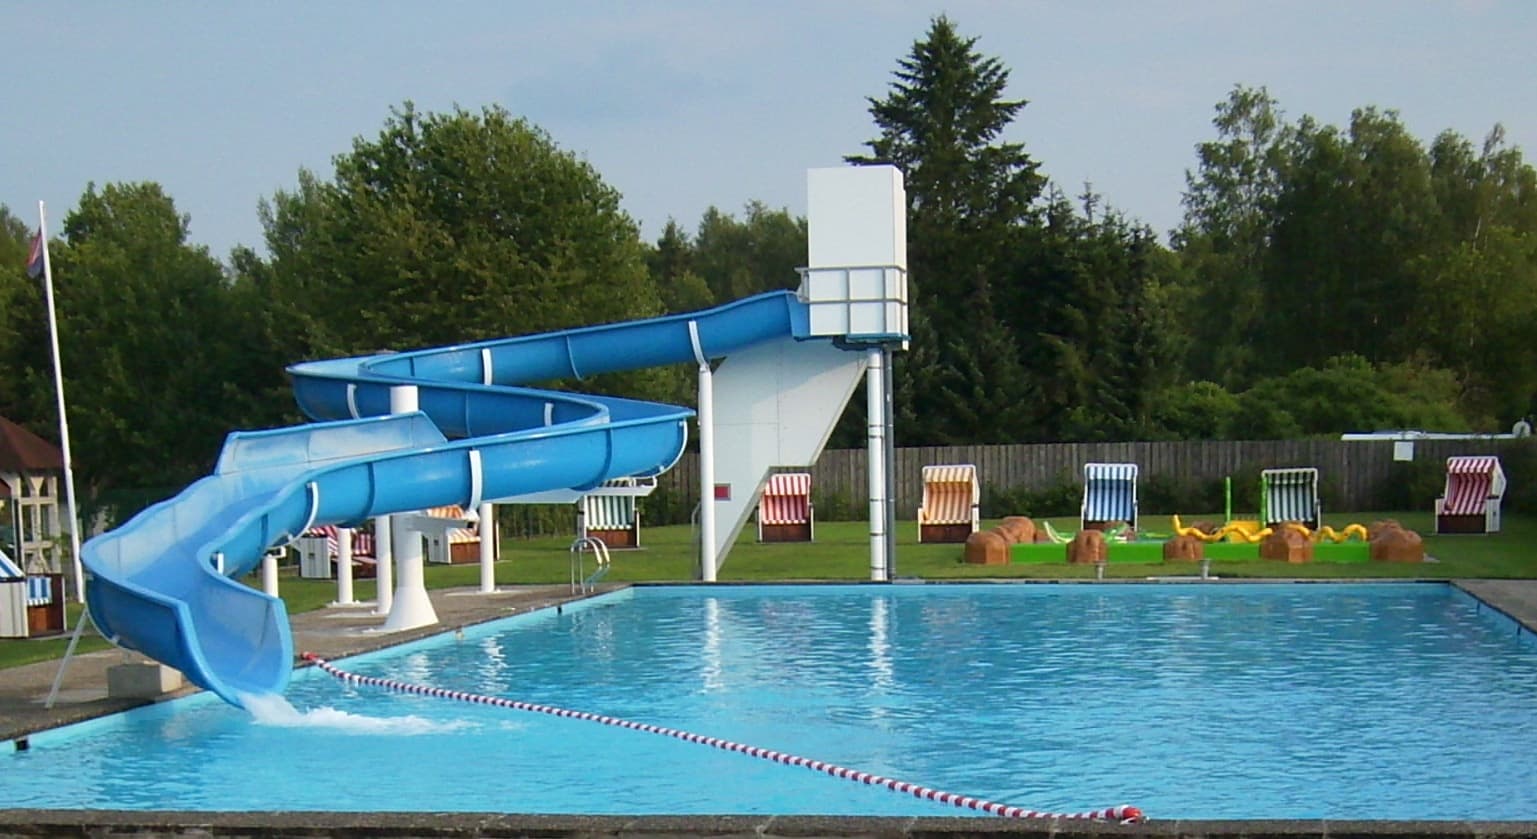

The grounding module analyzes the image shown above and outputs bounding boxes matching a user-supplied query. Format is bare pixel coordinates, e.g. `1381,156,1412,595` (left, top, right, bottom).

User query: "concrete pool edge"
3,811,1537,838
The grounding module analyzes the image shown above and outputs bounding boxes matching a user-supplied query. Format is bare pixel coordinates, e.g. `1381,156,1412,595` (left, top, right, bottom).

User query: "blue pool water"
6,582,1537,819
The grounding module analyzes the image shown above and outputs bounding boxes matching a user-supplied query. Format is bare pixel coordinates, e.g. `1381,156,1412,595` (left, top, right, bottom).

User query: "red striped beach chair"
1435,456,1506,534
297,525,378,578
917,464,980,544
758,472,814,542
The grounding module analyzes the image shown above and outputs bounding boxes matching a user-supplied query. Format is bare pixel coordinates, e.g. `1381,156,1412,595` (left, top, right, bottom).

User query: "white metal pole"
697,359,716,582
866,347,888,581
382,384,436,631
34,202,86,604
477,501,495,593
335,525,355,605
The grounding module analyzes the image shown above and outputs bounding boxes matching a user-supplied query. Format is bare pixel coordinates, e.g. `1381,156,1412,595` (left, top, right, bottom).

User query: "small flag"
25,232,44,279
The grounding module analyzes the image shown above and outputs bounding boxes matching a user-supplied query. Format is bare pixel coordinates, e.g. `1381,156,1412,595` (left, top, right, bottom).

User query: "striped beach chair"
578,478,648,549
0,550,26,638
1261,468,1321,530
297,525,378,578
1081,463,1138,531
758,472,814,542
424,506,481,564
917,464,980,544
1435,455,1506,534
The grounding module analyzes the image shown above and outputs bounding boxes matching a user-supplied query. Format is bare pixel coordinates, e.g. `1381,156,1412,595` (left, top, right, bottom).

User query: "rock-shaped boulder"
995,516,1037,545
1162,534,1206,562
1067,528,1108,565
1259,524,1313,563
1371,525,1424,563
964,530,1011,565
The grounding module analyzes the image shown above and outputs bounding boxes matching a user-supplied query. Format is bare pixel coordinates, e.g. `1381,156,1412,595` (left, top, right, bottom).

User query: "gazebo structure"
0,414,67,576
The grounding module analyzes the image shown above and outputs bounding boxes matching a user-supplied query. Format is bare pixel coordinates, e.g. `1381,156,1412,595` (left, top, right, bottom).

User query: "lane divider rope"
301,653,1144,823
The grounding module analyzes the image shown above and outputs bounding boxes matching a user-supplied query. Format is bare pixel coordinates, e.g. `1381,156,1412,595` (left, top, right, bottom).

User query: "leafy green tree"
1174,85,1290,384
260,103,668,371
689,202,806,302
646,220,715,313
11,184,269,500
0,206,38,417
848,15,1046,444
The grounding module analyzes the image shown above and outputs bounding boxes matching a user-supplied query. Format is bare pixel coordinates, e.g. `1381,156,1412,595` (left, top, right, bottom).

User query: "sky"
5,1,1536,260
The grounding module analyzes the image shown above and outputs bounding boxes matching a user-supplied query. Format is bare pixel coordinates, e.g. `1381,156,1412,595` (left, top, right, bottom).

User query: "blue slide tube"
82,291,814,706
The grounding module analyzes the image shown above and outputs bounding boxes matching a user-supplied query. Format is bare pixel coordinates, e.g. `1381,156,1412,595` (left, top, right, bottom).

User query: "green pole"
1224,476,1232,522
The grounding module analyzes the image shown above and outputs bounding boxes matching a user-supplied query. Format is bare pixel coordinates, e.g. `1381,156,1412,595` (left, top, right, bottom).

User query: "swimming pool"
6,582,1536,820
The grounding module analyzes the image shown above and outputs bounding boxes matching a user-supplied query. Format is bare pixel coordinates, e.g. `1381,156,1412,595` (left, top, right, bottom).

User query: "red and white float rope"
302,653,1144,823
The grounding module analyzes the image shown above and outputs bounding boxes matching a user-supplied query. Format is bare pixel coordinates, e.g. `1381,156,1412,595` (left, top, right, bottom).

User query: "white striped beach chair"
758,472,814,543
1261,468,1321,530
580,482,642,549
1080,463,1138,531
917,464,980,544
1435,456,1506,534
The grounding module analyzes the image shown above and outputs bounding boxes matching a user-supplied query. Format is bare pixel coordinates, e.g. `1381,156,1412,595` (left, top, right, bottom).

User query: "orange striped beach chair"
758,472,814,542
423,506,482,563
917,464,980,544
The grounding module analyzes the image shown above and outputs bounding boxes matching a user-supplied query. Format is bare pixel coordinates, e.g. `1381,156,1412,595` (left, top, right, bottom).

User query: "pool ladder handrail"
569,536,612,594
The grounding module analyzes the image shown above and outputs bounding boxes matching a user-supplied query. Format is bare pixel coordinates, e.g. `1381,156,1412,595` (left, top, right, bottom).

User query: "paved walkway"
0,583,613,742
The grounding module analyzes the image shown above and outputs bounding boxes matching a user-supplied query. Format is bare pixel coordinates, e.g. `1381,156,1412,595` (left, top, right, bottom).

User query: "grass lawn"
4,510,1534,670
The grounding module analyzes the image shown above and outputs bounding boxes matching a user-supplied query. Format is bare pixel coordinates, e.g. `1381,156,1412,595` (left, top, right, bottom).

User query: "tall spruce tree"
848,15,1045,444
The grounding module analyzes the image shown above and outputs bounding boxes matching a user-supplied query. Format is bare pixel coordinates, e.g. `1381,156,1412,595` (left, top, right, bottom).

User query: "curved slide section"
83,291,821,706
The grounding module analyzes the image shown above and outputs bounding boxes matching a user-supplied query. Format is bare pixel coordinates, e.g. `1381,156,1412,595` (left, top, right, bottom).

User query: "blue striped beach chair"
1261,468,1321,530
1080,463,1139,531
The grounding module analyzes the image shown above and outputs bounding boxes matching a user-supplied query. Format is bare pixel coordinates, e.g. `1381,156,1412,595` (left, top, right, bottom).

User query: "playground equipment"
917,464,980,543
577,477,653,549
1435,455,1506,534
78,165,909,707
1261,467,1321,530
1080,462,1138,531
757,472,814,542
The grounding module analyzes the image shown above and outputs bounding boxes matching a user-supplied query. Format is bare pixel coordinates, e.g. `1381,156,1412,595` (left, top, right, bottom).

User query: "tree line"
1,15,1532,522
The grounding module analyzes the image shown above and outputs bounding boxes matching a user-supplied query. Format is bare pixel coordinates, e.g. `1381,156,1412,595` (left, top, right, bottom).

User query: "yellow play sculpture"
1170,514,1368,544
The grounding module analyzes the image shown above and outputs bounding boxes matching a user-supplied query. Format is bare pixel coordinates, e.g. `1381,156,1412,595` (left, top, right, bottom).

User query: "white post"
335,525,355,605
697,358,717,582
261,551,279,597
866,348,888,581
33,203,86,604
381,385,438,629
477,501,495,593
372,514,393,612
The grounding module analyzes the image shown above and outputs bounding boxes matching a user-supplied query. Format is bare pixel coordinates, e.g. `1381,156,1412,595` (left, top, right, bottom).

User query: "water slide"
82,291,831,707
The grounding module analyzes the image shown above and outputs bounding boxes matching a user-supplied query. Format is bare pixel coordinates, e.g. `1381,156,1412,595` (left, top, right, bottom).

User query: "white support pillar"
382,384,437,631
335,525,355,605
692,321,717,582
698,359,717,581
478,501,495,593
261,551,279,597
866,347,889,582
372,514,393,613
382,517,437,632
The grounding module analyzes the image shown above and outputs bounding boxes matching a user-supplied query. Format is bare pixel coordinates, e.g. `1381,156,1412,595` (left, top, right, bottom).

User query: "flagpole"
36,201,86,604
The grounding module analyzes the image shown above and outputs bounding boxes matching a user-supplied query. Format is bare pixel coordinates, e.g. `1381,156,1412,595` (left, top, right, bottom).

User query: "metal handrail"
568,536,612,594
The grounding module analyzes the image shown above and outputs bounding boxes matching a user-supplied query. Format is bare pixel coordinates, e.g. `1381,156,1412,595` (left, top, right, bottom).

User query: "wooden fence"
651,438,1530,519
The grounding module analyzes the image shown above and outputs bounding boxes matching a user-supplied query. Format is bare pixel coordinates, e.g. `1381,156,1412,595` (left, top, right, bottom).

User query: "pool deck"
3,578,1537,839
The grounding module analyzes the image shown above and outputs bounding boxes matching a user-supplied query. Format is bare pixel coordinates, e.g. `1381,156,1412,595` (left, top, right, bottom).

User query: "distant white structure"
1339,429,1524,462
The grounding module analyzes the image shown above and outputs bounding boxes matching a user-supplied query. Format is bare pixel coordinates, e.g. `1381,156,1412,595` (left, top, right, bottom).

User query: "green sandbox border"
1010,540,1371,564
